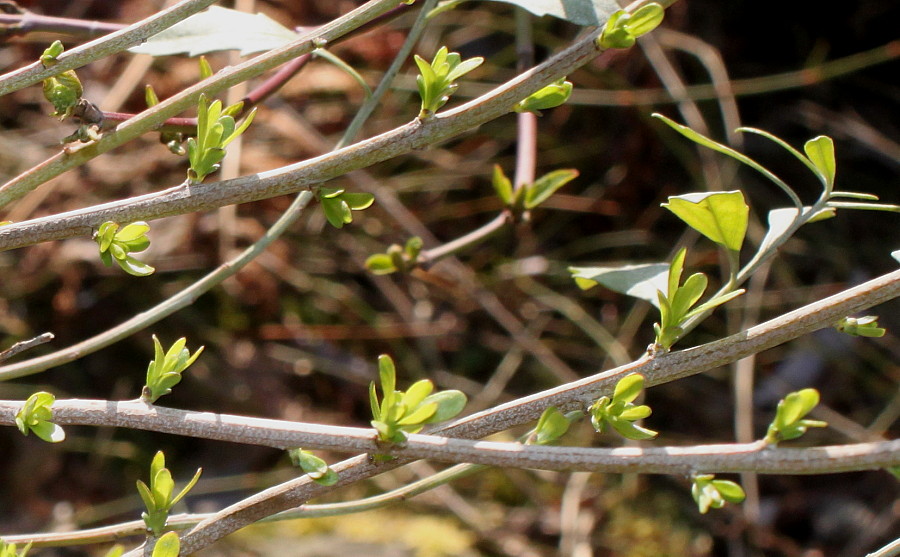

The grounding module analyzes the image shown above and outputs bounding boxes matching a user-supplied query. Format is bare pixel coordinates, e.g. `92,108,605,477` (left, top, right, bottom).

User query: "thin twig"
0,0,218,96
0,332,53,362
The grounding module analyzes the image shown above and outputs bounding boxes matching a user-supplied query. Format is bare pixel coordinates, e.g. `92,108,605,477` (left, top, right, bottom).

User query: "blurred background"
0,0,897,555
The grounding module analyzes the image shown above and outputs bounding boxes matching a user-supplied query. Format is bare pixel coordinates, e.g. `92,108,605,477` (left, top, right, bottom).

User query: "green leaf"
711,479,745,503
321,197,347,228
401,379,434,410
136,480,156,512
654,114,801,207
365,253,399,275
618,404,651,421
129,6,299,56
145,85,160,107
116,255,155,277
151,532,180,557
804,136,836,191
532,407,571,445
667,248,686,301
626,2,665,37
170,467,202,507
378,355,397,395
514,78,573,113
524,169,578,209
422,390,467,423
445,56,484,83
612,374,644,404
31,421,66,443
223,108,256,147
670,272,708,321
492,165,514,205
198,56,213,79
686,288,745,319
369,381,381,420
569,263,669,306
397,401,438,425
115,221,150,242
152,468,175,508
607,416,657,440
341,192,375,211
663,191,749,252
776,389,819,429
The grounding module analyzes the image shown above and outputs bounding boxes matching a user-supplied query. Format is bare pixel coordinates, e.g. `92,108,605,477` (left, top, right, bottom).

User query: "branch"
159,266,900,554
0,0,608,249
0,0,218,95
0,397,895,474
0,0,402,209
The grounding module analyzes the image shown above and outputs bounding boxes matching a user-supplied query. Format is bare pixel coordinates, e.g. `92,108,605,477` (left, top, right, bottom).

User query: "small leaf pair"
764,388,827,445
653,248,744,351
289,449,339,486
834,315,886,338
316,187,375,229
597,3,665,49
15,392,65,443
94,221,155,277
526,407,581,446
691,474,745,514
365,236,423,275
187,93,256,183
589,373,658,440
40,41,83,119
492,165,579,213
370,355,467,444
142,336,204,403
414,46,484,118
136,451,202,536
513,78,573,114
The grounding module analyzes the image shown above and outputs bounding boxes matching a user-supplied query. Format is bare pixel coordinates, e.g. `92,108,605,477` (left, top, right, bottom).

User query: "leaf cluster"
492,165,578,214
765,388,827,445
589,374,658,440
414,46,483,118
597,3,665,49
365,236,423,275
370,355,467,444
136,451,202,536
691,474,745,514
15,391,65,443
187,94,256,183
40,41,83,119
653,248,744,351
316,187,375,229
94,221,155,277
142,336,204,403
834,315,886,338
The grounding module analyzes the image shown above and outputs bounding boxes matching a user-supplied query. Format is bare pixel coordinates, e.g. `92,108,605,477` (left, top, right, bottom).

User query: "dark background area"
0,0,897,555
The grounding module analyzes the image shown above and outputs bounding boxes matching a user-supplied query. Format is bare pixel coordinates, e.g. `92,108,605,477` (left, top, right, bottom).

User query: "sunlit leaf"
569,263,669,306
663,191,749,252
130,6,298,57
